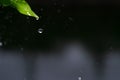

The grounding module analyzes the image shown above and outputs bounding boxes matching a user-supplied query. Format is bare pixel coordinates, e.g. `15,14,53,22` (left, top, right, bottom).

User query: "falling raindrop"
38,28,44,34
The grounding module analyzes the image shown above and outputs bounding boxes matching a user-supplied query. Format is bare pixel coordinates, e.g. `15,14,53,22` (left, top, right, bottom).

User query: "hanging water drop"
38,28,44,34
36,17,39,20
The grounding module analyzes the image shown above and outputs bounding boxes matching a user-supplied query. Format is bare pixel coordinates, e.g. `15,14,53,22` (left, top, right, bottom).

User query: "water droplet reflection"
78,77,82,80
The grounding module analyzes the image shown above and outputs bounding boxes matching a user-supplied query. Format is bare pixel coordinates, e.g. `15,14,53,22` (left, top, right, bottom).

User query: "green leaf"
0,0,39,20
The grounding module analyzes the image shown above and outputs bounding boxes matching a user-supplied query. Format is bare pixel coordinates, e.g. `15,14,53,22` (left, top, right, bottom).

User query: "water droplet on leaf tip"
36,17,39,20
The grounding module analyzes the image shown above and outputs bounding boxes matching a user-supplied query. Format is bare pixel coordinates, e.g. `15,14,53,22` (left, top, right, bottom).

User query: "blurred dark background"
1,1,119,49
0,0,119,52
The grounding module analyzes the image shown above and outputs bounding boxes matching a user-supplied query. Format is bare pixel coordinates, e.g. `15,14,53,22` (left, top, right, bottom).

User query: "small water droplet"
0,42,3,47
38,28,44,34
